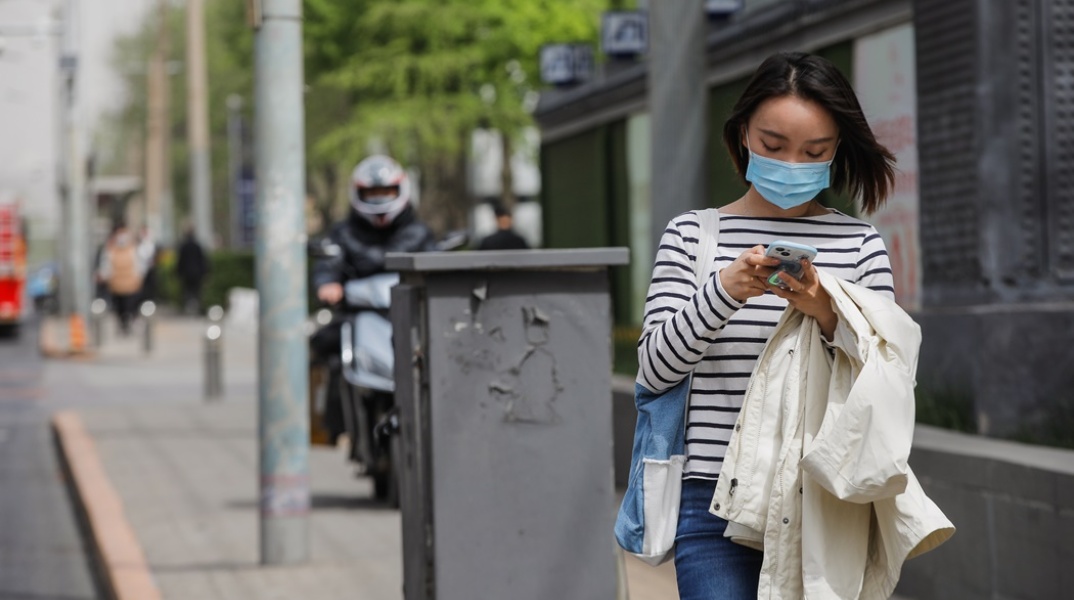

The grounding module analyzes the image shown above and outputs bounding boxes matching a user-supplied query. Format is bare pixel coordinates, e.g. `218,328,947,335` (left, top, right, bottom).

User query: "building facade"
535,0,1074,456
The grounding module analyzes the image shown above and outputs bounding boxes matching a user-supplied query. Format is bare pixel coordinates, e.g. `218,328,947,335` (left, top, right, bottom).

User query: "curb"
52,411,163,600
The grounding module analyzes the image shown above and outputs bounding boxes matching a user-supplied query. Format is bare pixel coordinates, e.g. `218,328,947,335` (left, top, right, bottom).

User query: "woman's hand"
719,245,780,303
768,260,838,339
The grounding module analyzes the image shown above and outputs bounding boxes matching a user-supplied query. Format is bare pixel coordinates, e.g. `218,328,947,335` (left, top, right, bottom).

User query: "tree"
101,0,254,246
305,0,606,232
103,0,612,239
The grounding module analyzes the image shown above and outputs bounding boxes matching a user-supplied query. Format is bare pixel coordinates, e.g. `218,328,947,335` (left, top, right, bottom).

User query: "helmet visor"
357,185,400,205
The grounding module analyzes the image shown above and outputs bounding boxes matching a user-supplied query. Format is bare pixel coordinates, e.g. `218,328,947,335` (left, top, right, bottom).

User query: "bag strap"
694,208,721,286
678,208,721,417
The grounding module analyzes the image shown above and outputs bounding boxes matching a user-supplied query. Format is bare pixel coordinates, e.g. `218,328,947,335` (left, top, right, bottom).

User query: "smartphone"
764,240,818,288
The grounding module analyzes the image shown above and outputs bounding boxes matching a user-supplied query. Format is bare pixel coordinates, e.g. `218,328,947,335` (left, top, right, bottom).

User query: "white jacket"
710,271,955,599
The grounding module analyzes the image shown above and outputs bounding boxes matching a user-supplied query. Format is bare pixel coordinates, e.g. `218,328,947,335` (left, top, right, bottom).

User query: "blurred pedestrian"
94,225,120,302
98,224,144,335
175,227,209,315
478,203,529,250
631,52,949,598
136,224,158,303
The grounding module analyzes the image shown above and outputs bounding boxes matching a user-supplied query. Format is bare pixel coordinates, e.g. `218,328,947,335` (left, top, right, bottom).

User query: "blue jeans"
675,478,763,599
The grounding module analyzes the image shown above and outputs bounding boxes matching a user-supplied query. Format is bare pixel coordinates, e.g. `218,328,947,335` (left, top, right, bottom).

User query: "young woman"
636,51,897,598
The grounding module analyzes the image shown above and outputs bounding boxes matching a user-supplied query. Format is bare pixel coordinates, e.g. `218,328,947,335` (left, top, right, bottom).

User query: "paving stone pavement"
78,400,405,600
55,315,680,599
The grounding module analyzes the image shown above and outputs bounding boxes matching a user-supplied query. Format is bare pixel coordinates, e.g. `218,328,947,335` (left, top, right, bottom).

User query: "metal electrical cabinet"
387,248,629,600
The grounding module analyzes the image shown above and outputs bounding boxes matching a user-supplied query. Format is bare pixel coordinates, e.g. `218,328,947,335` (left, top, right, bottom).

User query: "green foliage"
613,325,641,376
155,249,181,306
917,384,1074,450
104,0,611,240
914,386,977,434
203,250,256,311
310,0,604,164
96,27,151,178
304,0,607,230
154,249,254,312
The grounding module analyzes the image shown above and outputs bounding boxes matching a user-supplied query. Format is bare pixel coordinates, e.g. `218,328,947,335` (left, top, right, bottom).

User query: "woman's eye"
806,151,824,159
761,142,780,152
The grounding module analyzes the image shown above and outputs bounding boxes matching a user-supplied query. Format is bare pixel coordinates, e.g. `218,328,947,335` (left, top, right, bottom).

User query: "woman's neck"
720,187,830,218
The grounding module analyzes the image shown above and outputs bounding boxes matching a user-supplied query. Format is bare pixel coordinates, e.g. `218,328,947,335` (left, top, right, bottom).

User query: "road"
0,319,101,600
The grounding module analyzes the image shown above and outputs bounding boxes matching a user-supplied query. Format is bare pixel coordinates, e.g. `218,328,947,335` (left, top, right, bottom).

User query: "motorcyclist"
310,155,437,443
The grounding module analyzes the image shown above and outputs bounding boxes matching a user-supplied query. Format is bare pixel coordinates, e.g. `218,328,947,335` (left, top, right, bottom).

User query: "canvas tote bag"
614,208,721,566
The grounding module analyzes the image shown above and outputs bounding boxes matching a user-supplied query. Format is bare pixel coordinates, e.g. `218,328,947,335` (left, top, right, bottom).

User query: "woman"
637,51,897,598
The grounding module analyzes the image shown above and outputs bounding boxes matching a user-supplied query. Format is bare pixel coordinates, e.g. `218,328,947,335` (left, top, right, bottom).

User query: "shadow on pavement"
224,494,399,513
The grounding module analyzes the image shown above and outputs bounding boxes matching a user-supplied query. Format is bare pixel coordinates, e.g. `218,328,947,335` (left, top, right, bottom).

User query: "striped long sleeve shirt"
636,209,895,480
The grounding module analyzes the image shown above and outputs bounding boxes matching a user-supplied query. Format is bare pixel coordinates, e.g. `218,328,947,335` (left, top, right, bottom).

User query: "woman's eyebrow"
758,128,788,141
758,127,835,144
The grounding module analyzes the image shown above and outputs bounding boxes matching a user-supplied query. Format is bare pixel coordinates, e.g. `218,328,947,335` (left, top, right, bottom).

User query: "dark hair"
491,202,511,219
723,52,896,214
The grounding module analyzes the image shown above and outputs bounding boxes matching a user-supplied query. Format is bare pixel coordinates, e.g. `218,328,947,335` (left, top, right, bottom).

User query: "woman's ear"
740,124,749,150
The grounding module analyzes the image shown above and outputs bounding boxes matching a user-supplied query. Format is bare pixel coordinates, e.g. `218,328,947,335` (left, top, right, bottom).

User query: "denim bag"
614,208,720,566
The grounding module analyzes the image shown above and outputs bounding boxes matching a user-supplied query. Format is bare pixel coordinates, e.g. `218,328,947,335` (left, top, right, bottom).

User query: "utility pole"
186,0,213,248
61,0,89,352
144,0,172,245
252,0,309,565
648,2,707,253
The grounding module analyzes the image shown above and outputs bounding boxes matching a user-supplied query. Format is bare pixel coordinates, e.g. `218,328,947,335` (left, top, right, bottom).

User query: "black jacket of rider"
311,206,437,289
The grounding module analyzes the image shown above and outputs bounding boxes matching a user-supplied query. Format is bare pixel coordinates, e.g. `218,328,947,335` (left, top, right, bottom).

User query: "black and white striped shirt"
636,209,895,480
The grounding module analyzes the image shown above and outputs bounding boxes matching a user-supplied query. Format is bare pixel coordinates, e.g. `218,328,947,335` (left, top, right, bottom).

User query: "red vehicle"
0,203,27,333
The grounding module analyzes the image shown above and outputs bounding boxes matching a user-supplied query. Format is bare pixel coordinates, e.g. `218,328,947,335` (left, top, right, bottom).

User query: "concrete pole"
186,0,213,248
144,0,171,244
648,2,707,256
61,0,90,350
254,0,309,565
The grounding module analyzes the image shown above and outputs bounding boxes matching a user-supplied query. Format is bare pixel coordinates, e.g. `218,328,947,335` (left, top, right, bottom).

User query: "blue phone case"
765,240,818,287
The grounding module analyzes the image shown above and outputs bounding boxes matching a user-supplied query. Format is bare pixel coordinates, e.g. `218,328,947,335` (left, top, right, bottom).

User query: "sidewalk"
49,315,678,599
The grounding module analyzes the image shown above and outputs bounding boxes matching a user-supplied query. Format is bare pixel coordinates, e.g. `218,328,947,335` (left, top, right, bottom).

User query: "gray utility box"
387,248,630,600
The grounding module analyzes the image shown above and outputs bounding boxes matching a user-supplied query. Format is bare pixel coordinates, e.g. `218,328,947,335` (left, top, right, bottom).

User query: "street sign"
601,11,648,58
237,167,256,248
539,44,594,86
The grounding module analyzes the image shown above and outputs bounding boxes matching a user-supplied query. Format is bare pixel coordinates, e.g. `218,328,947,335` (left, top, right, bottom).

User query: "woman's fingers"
743,253,778,282
776,270,800,290
743,249,780,267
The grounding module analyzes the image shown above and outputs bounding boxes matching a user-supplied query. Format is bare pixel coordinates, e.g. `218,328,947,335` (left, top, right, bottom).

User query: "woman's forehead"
750,95,838,140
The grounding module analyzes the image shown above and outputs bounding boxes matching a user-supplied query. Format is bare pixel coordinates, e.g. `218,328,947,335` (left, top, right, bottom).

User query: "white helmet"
349,155,411,227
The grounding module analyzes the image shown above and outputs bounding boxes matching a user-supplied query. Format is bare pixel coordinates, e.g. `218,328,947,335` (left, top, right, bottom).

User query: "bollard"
90,298,107,348
204,324,223,400
139,301,156,354
204,305,224,401
207,304,225,323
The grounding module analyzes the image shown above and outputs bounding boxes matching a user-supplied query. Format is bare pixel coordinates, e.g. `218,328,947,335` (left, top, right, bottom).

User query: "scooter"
338,272,400,504
308,230,467,505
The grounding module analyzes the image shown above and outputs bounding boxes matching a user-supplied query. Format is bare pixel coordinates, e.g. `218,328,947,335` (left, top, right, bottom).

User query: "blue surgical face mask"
744,134,835,210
